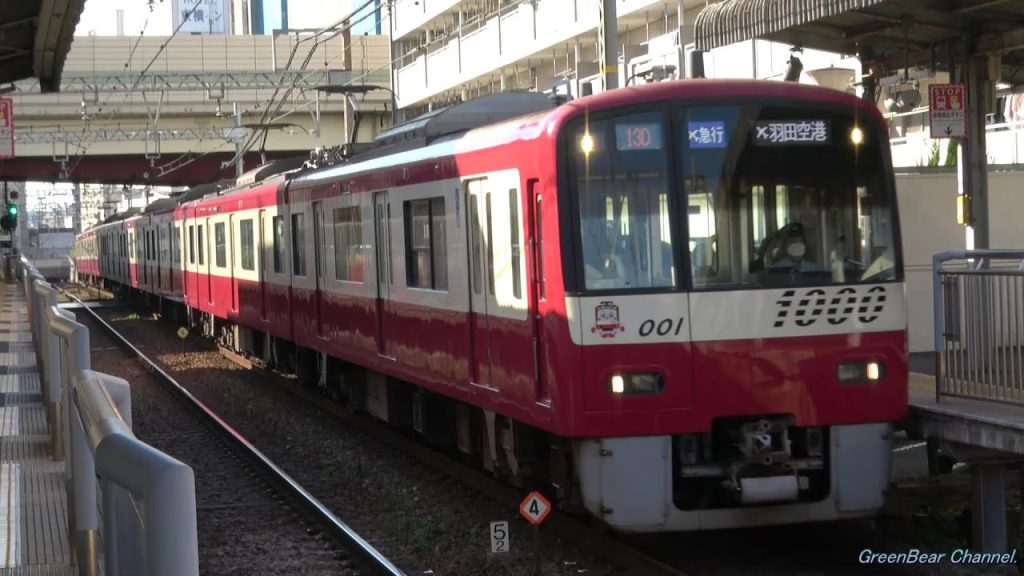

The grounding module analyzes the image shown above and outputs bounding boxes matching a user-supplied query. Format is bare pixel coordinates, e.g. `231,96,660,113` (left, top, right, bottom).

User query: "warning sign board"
929,84,966,139
0,98,12,159
519,491,551,525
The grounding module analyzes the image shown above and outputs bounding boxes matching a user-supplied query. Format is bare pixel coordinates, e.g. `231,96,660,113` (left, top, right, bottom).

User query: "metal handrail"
932,249,1024,404
16,257,200,576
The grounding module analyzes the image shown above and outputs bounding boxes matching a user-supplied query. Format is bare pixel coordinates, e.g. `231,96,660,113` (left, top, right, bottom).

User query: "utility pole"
598,0,618,91
234,102,244,178
342,19,354,143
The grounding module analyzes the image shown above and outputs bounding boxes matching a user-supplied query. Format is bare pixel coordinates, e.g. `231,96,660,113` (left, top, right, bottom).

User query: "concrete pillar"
971,463,1007,553
961,48,993,250
598,0,618,91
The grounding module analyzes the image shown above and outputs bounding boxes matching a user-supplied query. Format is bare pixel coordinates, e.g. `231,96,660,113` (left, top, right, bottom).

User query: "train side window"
240,219,255,271
215,222,227,268
189,225,195,264
509,188,522,299
292,212,306,276
333,207,363,282
404,196,448,290
272,215,285,273
197,224,205,265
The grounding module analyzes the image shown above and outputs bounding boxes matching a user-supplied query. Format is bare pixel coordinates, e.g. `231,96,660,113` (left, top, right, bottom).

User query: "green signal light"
6,204,15,216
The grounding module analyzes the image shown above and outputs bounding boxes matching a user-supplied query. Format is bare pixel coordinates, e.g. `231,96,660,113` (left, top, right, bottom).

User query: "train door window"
197,224,205,265
174,226,181,265
240,219,255,271
469,194,482,295
292,212,306,276
404,197,447,290
535,194,545,299
508,189,522,299
485,194,494,295
333,207,363,282
189,225,195,264
215,222,227,268
272,215,285,273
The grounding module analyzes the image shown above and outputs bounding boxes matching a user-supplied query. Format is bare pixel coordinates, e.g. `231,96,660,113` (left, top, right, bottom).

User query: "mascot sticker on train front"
591,301,625,338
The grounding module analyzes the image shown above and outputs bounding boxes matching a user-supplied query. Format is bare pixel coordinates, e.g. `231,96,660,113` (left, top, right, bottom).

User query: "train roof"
370,91,558,151
142,197,179,214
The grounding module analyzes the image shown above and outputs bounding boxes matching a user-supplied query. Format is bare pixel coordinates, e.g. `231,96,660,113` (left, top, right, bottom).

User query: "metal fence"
19,257,199,576
933,250,1024,404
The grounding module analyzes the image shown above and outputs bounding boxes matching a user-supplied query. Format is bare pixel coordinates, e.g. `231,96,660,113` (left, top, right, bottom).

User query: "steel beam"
10,69,390,95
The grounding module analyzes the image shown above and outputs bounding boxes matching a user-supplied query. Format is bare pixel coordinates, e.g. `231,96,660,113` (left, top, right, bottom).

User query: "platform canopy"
694,0,1024,88
1,0,86,92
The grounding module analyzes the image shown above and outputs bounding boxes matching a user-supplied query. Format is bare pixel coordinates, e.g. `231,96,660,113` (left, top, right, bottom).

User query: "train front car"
554,81,905,532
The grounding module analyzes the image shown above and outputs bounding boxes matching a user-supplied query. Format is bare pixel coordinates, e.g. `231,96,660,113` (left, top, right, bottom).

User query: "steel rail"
59,287,407,576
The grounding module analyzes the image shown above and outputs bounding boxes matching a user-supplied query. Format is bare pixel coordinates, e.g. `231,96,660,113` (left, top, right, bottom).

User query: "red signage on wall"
929,84,966,139
0,98,12,159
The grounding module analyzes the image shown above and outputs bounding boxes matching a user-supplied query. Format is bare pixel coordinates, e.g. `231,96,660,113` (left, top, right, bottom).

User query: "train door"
229,214,237,312
167,223,174,293
186,215,197,306
204,218,212,305
465,179,493,386
312,201,326,337
528,183,549,403
258,209,268,320
373,192,393,357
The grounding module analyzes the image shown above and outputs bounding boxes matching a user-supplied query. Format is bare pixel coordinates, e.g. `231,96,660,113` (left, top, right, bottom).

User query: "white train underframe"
168,298,892,532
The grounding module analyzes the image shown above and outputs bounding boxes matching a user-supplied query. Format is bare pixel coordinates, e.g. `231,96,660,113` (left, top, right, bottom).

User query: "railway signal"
0,201,16,231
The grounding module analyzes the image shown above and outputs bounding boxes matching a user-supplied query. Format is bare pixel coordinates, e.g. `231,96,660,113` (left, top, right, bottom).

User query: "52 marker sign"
490,521,510,553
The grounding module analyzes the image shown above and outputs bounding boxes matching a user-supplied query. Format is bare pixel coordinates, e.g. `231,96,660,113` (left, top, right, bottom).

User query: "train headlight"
849,126,865,146
837,361,885,384
580,132,595,154
609,372,664,396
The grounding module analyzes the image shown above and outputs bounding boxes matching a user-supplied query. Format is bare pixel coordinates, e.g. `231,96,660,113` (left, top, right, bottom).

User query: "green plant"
920,139,941,167
944,138,959,166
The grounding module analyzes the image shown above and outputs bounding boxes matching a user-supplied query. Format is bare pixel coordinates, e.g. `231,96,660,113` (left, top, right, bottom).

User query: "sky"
76,0,174,36
74,0,358,37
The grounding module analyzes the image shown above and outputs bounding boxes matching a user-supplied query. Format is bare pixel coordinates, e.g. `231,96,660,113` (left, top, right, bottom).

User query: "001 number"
638,317,684,337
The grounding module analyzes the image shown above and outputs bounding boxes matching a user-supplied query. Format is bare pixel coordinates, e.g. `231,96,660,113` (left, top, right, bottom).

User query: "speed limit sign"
490,520,509,553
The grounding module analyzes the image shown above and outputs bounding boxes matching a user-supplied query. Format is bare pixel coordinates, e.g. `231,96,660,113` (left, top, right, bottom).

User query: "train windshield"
568,102,897,292
572,110,678,291
684,104,896,289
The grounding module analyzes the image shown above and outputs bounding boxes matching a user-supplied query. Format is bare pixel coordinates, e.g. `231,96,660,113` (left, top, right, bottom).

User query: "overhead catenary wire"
96,0,389,182
66,0,206,178
214,0,382,177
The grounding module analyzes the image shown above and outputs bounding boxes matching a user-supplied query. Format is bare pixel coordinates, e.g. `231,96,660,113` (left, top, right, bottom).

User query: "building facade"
387,0,1024,168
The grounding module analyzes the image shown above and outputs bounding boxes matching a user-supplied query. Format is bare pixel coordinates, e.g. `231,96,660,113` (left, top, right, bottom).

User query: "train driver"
769,222,822,272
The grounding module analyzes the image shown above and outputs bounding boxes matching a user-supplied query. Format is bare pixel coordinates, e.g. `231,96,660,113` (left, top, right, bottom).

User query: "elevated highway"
1,32,393,186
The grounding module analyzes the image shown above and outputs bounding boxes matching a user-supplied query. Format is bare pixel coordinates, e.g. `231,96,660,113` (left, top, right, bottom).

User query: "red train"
75,79,908,532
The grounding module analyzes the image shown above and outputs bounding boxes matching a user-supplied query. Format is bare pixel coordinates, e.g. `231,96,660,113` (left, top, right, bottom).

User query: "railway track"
61,282,687,576
62,286,406,576
63,282,1001,576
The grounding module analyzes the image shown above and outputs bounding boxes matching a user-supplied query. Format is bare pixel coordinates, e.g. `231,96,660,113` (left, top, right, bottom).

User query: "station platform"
906,365,1024,457
0,282,75,575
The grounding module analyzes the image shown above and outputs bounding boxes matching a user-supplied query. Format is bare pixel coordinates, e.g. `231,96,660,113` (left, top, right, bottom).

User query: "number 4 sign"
519,491,552,525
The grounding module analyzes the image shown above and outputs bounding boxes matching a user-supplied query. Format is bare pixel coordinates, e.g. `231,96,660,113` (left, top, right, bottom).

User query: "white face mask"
786,242,806,258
